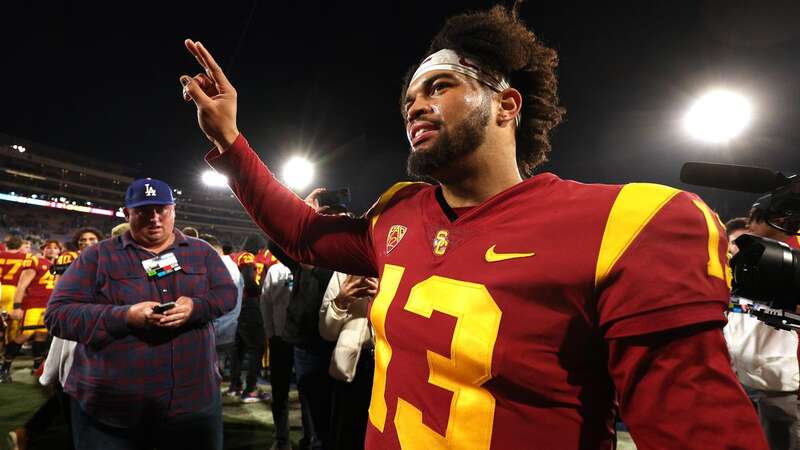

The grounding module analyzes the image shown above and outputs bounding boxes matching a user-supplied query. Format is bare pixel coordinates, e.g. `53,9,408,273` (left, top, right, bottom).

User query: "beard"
406,94,491,180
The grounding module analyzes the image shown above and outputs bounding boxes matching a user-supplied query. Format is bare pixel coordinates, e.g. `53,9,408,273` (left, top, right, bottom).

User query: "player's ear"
496,87,522,128
123,207,131,221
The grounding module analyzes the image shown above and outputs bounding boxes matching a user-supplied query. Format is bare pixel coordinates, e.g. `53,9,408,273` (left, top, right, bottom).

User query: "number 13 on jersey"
369,264,502,449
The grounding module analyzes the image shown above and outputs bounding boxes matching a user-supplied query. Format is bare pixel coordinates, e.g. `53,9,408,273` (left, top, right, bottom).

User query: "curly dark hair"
72,227,104,249
401,4,565,177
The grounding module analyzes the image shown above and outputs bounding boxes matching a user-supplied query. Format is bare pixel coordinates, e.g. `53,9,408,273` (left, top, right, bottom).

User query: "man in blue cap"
45,178,237,450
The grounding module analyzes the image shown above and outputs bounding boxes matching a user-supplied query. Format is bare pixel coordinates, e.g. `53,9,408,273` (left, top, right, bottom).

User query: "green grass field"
0,357,304,450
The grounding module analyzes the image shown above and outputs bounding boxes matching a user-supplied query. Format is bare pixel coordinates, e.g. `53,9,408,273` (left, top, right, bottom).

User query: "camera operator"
45,178,237,450
725,203,800,450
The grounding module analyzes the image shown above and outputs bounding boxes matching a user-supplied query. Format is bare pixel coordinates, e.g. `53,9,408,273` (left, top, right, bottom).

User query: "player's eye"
431,82,450,95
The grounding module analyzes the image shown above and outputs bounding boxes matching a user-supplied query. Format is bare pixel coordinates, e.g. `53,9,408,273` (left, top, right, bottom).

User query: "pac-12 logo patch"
386,225,407,254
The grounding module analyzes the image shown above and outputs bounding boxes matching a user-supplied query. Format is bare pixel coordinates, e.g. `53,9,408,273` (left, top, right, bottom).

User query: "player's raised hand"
180,39,240,152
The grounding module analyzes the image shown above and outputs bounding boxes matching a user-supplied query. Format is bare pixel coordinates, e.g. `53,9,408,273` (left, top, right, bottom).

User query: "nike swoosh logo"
485,245,535,262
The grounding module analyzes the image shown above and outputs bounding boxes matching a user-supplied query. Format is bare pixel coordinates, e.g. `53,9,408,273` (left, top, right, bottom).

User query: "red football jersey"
207,136,767,450
361,175,732,450
20,257,55,309
253,249,278,286
229,251,256,268
0,250,32,288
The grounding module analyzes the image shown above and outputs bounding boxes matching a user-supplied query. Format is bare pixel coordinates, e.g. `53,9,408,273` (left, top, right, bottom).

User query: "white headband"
410,49,520,126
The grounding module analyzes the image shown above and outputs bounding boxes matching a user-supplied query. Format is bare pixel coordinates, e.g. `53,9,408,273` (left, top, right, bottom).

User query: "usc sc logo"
432,230,449,256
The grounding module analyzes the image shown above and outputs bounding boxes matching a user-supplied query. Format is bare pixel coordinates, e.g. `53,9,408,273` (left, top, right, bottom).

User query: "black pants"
70,394,222,450
329,350,374,450
229,319,265,392
294,340,334,450
24,387,74,450
269,336,295,447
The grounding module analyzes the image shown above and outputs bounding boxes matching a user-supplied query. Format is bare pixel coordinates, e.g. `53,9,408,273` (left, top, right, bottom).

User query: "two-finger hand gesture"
180,39,240,152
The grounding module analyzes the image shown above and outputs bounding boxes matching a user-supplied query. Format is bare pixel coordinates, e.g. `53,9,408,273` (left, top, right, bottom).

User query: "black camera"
681,162,800,329
317,188,351,209
731,234,800,311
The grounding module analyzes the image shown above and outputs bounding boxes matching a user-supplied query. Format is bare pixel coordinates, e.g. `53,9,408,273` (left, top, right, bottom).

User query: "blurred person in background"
319,272,377,450
1,236,30,313
1,235,33,353
73,227,102,252
726,217,749,257
111,222,131,238
51,228,104,285
261,243,298,450
182,227,200,238
201,233,244,383
45,178,236,450
1,241,61,382
747,195,800,250
226,234,268,403
725,203,800,450
12,234,104,450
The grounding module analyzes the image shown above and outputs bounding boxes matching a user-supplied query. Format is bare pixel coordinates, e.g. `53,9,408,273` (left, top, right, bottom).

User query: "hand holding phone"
152,302,177,314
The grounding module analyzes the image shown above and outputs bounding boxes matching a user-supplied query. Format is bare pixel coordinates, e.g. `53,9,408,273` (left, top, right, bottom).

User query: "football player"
0,236,33,349
0,242,59,382
181,5,767,449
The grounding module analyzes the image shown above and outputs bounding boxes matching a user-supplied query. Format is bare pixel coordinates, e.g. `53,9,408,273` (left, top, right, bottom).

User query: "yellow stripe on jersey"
691,200,726,282
368,182,424,231
595,183,681,288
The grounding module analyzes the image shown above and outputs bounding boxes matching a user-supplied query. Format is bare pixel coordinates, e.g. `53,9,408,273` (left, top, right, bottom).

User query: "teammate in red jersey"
0,244,57,382
254,248,278,286
0,235,33,349
0,236,31,316
181,5,767,449
227,235,269,401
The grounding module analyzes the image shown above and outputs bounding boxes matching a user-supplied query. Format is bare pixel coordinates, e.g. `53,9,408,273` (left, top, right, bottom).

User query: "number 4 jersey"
362,174,732,450
20,256,55,310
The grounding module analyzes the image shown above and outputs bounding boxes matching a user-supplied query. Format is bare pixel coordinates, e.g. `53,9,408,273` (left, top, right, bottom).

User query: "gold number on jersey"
369,265,502,450
1,259,25,281
369,264,405,432
691,200,731,286
39,270,56,290
255,262,265,285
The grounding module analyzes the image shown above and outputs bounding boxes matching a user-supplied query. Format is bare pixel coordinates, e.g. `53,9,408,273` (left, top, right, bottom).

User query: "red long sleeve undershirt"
207,134,377,277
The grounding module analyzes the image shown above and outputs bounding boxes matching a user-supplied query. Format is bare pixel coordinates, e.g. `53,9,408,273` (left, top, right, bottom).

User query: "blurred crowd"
1,181,376,450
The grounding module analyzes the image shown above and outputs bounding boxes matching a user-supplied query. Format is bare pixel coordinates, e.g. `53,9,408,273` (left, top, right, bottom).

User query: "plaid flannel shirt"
45,230,236,427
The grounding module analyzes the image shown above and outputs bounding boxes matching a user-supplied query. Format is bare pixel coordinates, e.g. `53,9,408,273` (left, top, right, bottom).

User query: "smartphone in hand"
152,302,176,314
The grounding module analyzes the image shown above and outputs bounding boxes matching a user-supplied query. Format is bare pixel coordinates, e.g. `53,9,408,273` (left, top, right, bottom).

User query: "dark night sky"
2,1,800,216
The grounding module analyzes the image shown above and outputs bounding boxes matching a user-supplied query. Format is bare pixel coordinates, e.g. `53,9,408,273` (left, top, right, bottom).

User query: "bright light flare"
684,89,752,143
202,170,228,187
282,157,314,191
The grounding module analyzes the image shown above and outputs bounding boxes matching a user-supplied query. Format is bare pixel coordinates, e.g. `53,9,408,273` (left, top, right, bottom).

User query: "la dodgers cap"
124,178,175,208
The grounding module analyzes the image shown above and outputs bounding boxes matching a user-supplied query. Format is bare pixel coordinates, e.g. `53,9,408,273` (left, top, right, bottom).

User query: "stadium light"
201,170,228,188
282,156,314,191
11,144,26,153
684,89,752,143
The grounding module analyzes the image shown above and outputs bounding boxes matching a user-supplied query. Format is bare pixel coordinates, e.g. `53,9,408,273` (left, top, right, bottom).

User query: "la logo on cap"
144,183,157,197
